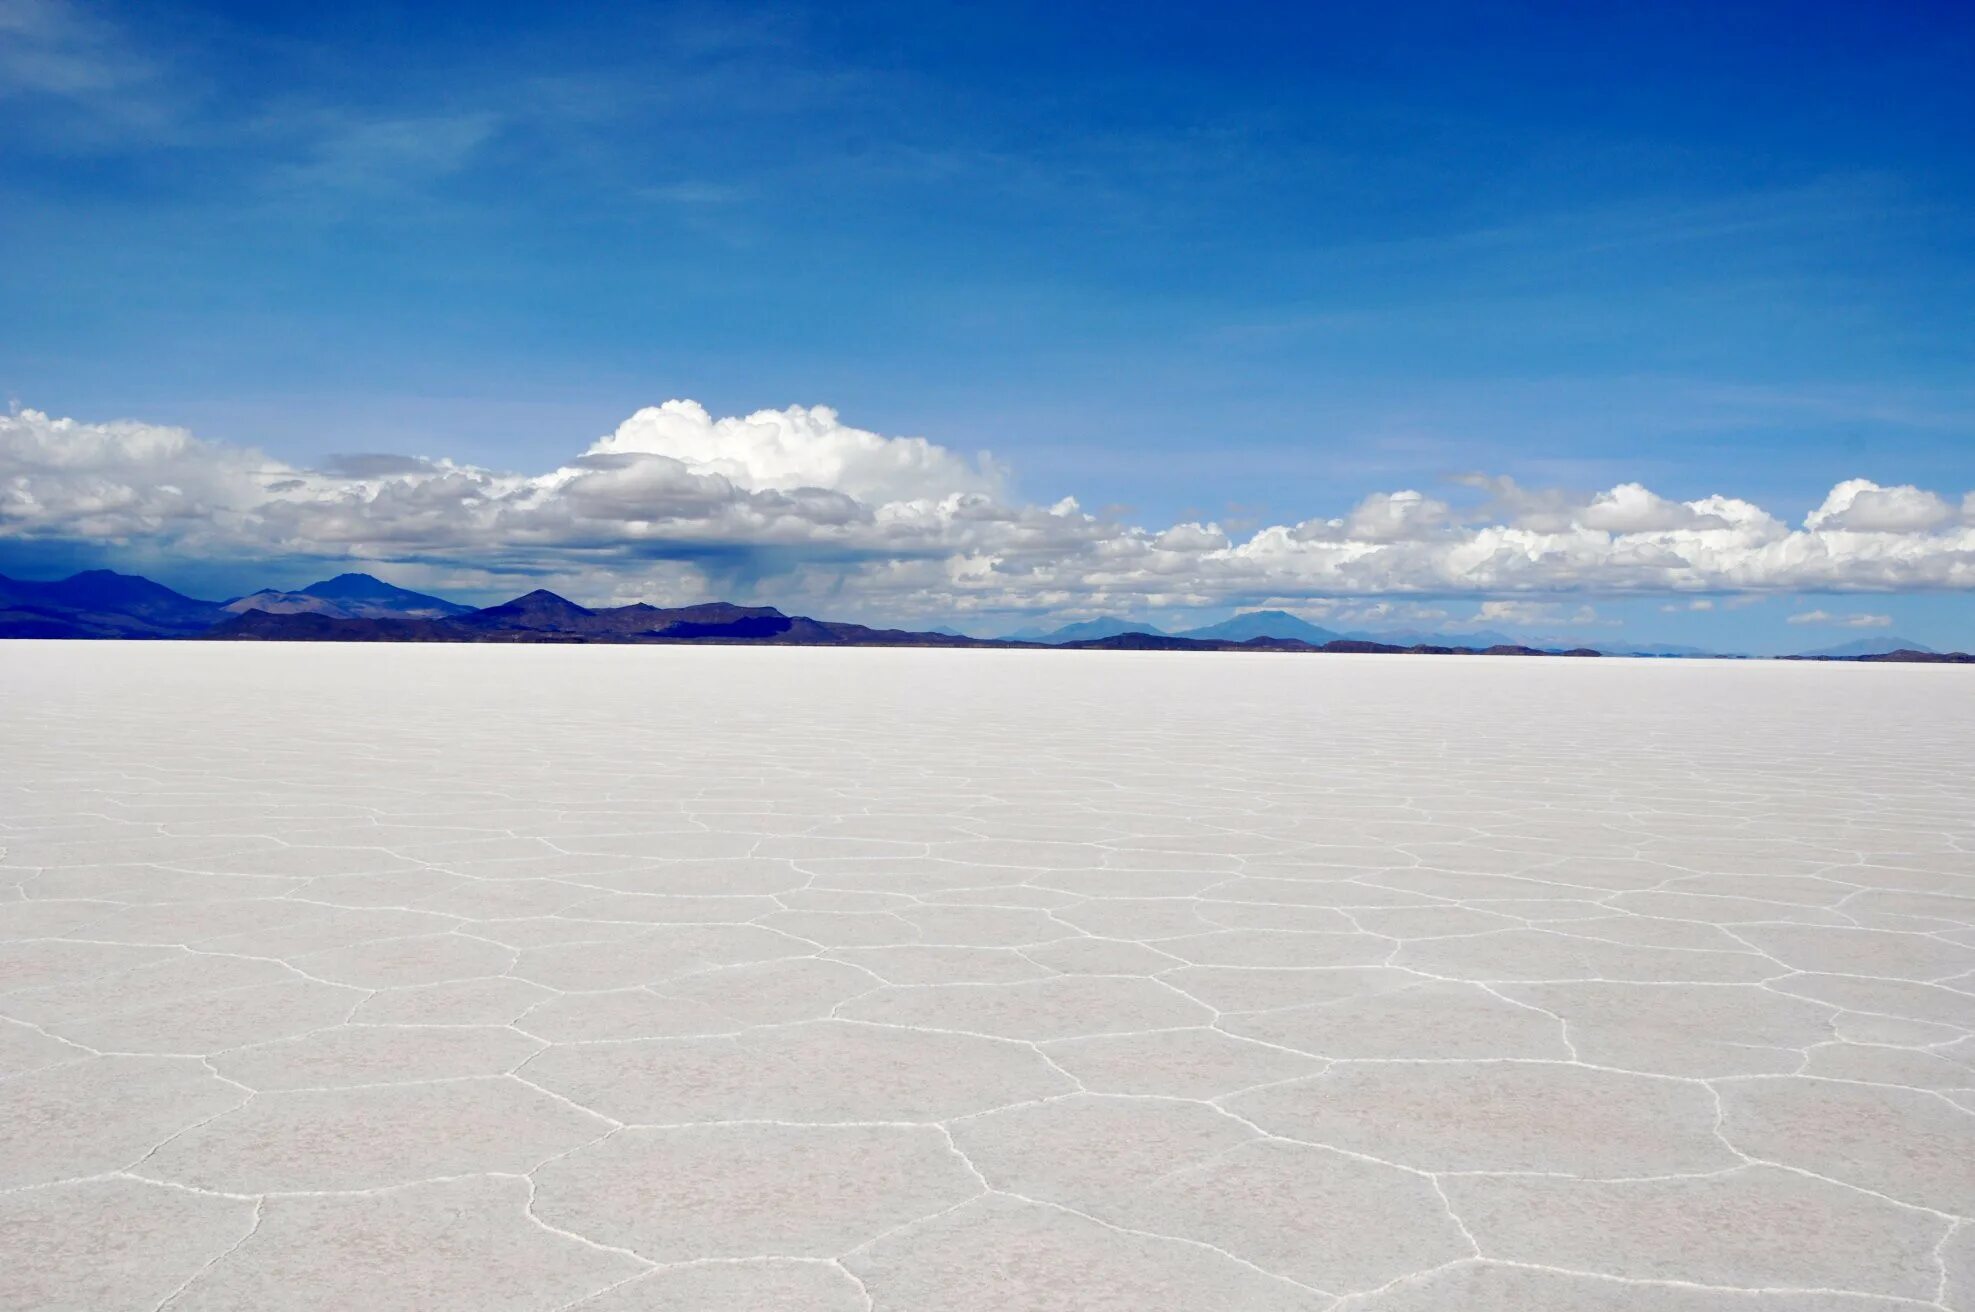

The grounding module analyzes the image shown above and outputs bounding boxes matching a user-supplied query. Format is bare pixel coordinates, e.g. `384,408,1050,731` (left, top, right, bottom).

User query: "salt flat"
2,642,1972,1311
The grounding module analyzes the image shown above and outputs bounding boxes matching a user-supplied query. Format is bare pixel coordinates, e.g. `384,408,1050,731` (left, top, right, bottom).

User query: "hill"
1005,616,1168,643
223,590,354,619
1786,648,1973,664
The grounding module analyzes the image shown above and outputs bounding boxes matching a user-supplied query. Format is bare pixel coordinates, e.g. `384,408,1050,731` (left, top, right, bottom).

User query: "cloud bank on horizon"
3,401,1972,621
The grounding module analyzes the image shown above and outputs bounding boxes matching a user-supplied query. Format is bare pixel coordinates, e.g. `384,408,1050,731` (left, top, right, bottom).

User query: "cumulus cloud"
1153,522,1230,552
1339,489,1452,542
1805,479,1958,533
3,401,1973,618
1578,482,1718,534
589,400,1005,505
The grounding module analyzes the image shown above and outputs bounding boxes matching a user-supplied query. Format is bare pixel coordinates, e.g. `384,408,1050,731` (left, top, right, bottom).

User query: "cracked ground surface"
3,640,1973,1311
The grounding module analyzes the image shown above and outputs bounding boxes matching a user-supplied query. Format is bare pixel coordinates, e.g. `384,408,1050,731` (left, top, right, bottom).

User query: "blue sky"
2,0,1973,651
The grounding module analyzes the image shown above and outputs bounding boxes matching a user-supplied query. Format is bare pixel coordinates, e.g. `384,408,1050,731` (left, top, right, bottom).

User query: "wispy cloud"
1788,609,1895,629
0,0,180,145
0,0,146,97
261,111,502,202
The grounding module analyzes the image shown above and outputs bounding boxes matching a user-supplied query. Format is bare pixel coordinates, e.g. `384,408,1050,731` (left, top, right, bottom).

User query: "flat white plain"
3,642,1972,1311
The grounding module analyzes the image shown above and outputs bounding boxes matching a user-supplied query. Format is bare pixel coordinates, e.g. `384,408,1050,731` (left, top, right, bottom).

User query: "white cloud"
1578,482,1715,533
589,401,1005,505
1470,600,1606,628
4,402,1974,618
1339,489,1452,542
0,0,186,150
1475,600,1555,625
1787,609,1894,629
1152,522,1229,552
269,112,503,199
1805,479,1957,533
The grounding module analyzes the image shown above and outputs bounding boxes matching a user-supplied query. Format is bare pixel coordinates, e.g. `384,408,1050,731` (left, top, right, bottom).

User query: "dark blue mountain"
456,589,596,631
299,573,473,616
0,570,224,637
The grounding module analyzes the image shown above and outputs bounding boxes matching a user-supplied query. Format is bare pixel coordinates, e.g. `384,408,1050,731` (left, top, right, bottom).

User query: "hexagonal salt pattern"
1,641,1971,1310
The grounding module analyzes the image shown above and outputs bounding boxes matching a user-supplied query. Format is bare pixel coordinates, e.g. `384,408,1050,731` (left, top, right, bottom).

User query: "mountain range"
1004,610,1693,652
1004,610,1467,646
1794,635,1936,659
996,615,1328,642
1002,616,1164,643
0,569,1966,661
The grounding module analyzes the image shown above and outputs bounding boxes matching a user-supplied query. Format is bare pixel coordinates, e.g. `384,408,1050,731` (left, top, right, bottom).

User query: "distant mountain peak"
512,588,584,607
1179,610,1342,644
296,572,471,616
460,589,595,628
60,568,198,598
1011,616,1168,643
303,571,393,593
